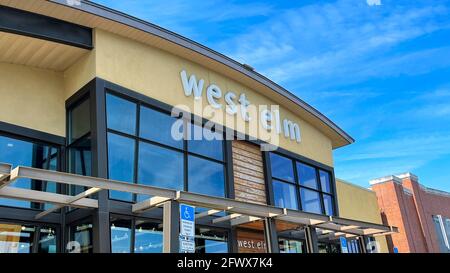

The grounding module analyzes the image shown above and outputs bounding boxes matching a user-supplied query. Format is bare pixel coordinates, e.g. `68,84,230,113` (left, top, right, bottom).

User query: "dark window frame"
104,89,231,202
265,151,337,216
0,127,63,210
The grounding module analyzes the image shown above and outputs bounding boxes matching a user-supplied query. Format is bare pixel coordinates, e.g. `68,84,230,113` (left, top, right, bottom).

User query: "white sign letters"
180,70,302,143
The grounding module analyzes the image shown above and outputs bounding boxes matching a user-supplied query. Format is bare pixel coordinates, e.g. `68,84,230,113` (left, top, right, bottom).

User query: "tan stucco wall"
94,29,334,166
63,49,96,100
0,63,66,136
0,28,335,166
336,179,389,253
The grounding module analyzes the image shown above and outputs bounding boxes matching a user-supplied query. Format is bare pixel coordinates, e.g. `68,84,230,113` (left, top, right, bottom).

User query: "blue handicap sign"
393,247,399,253
340,237,349,253
180,204,195,222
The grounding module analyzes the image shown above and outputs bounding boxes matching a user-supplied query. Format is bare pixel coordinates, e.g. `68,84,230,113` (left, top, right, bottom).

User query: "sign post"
340,237,349,253
179,204,195,253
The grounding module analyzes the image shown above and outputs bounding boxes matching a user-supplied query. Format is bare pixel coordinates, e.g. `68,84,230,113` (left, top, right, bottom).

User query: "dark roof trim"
50,0,354,146
0,5,92,49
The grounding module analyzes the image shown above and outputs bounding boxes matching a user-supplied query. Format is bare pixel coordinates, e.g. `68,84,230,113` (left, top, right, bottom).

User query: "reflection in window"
300,188,322,214
69,222,93,253
110,219,132,253
270,153,294,182
38,227,57,253
0,135,59,208
318,242,341,253
106,93,137,135
105,92,227,202
297,163,318,189
188,155,225,198
188,124,223,161
0,223,58,253
134,220,163,253
269,153,335,216
137,142,184,202
279,238,305,253
110,216,163,253
140,106,182,149
69,98,90,143
319,170,332,193
108,133,135,201
0,223,34,253
195,228,228,253
323,194,334,216
432,215,450,253
273,180,298,210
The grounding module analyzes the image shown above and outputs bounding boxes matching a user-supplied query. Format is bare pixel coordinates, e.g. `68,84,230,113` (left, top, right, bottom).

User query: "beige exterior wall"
0,28,335,166
0,63,66,136
336,179,389,253
94,29,334,166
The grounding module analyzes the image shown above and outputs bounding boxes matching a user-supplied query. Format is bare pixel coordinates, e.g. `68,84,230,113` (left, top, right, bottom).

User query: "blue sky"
94,0,450,191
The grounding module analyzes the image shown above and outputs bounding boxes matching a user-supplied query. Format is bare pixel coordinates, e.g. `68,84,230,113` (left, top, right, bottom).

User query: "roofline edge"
49,0,355,146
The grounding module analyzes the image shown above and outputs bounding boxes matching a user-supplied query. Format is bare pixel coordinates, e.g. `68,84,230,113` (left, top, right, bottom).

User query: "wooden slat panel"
234,172,265,185
232,147,263,162
232,154,264,167
234,178,266,191
233,159,264,173
233,165,265,179
232,141,267,205
232,141,262,156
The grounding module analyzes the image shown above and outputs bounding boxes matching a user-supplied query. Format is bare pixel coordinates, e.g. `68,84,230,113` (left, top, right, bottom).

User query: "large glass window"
269,152,335,216
195,227,228,253
140,105,182,149
188,124,223,161
108,133,135,201
69,98,90,143
69,220,93,253
279,238,306,253
272,180,298,210
106,93,137,135
188,155,225,197
134,219,163,253
299,188,322,214
137,142,184,201
110,218,132,253
105,93,227,202
270,153,294,182
0,222,57,253
110,216,163,253
68,97,92,197
0,135,59,209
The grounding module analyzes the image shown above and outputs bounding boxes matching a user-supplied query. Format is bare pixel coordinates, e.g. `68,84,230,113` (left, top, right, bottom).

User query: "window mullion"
292,159,302,211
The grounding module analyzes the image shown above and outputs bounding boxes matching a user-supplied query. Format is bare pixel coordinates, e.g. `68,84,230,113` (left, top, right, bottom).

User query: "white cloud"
367,0,382,6
217,1,450,88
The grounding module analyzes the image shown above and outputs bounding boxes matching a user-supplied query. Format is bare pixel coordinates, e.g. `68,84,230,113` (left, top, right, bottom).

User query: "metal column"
305,226,319,253
264,218,280,253
163,200,180,253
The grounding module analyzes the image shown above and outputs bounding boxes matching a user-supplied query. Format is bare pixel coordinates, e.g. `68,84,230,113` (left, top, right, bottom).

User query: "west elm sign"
179,70,302,144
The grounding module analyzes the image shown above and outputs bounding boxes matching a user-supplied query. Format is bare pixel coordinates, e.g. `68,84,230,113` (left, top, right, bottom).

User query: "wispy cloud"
338,133,450,161
217,0,450,88
93,0,273,40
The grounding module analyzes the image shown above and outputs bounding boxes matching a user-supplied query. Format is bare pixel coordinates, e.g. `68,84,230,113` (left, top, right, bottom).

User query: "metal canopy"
0,163,398,237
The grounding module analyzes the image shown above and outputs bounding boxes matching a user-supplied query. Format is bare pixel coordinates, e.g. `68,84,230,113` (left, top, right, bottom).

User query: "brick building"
370,173,450,253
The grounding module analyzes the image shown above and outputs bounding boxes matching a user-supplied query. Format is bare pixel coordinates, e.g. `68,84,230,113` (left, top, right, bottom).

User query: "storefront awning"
0,163,398,237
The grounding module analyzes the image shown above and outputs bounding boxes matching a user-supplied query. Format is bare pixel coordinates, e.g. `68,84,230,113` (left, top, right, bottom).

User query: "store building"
370,173,450,253
0,0,396,253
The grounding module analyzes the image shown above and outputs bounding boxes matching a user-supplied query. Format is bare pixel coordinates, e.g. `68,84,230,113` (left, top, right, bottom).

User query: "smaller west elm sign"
180,70,302,144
